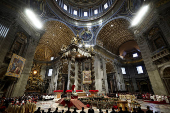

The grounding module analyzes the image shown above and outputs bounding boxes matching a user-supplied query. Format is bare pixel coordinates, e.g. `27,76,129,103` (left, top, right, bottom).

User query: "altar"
117,101,128,111
77,92,87,97
55,35,96,92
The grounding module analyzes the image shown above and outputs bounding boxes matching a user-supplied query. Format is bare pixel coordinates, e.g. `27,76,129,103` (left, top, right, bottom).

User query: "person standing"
53,107,58,113
88,105,94,113
66,107,71,113
132,108,137,113
137,107,144,113
110,107,116,113
124,107,130,113
118,107,123,113
146,106,153,113
72,108,78,113
80,107,86,113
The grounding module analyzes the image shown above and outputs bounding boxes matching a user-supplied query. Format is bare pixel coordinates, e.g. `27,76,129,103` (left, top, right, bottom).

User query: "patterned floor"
36,99,170,113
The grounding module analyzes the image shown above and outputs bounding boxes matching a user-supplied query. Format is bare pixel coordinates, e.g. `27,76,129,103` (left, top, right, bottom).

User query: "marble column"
55,65,59,90
94,55,102,93
132,78,138,92
127,65,138,91
74,62,78,90
102,59,109,93
11,33,40,97
108,74,114,93
62,76,65,91
67,60,71,90
113,61,126,91
40,65,46,80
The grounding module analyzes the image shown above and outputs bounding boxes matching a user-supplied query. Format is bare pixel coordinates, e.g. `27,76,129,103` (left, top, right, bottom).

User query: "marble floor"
36,99,170,113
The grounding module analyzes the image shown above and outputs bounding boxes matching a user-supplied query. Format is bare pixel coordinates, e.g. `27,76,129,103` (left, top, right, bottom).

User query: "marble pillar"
67,60,71,90
74,62,78,90
114,62,126,91
11,34,40,97
40,65,46,80
102,59,109,93
94,56,103,93
135,35,167,95
55,65,59,90
132,78,138,91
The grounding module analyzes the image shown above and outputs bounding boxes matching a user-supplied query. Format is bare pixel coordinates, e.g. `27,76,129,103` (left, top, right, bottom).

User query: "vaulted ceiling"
97,18,134,55
34,21,75,61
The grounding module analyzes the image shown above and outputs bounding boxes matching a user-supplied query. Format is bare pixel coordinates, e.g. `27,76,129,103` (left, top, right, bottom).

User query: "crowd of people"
33,106,155,113
0,93,163,113
0,95,40,113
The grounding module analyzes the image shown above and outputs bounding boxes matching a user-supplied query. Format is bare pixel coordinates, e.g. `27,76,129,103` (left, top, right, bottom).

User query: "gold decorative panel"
34,21,75,61
97,19,134,55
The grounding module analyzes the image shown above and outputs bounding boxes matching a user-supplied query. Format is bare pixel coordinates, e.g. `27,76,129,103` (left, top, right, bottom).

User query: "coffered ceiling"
97,18,134,55
34,21,75,61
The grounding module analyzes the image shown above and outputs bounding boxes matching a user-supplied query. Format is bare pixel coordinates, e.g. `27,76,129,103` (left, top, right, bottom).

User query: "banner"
83,71,91,84
6,54,26,78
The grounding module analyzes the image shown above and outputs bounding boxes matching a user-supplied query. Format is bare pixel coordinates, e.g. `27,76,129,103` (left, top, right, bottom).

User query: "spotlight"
25,9,43,29
131,5,149,27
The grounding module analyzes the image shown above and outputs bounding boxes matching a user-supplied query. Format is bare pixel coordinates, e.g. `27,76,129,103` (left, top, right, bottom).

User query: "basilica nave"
0,0,170,113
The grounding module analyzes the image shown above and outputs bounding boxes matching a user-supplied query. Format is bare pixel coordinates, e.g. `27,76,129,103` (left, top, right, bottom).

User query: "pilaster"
102,59,109,93
40,65,47,80
12,34,40,97
135,35,168,95
67,60,71,90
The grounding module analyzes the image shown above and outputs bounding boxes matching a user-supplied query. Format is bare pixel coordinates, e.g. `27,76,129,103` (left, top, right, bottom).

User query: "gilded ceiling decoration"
97,18,134,55
34,21,75,61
